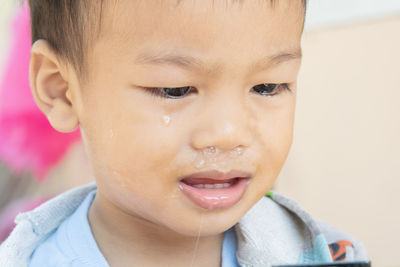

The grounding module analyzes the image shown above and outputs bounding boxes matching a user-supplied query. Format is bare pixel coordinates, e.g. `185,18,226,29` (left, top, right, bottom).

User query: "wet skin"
30,0,304,266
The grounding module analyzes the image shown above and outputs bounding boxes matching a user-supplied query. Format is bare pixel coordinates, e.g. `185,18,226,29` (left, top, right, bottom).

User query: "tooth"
192,183,232,189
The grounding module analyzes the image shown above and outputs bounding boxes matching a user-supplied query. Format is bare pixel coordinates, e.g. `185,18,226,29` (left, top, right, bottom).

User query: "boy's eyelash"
250,83,292,97
144,83,292,99
146,86,195,99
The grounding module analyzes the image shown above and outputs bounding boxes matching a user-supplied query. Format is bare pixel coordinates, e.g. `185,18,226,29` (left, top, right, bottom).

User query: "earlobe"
30,40,79,132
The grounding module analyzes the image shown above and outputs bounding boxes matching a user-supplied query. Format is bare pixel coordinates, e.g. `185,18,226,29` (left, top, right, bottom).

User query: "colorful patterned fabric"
329,240,354,262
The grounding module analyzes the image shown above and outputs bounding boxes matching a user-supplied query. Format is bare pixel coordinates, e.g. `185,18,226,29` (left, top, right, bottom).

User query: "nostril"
189,121,253,152
231,146,245,156
203,146,218,155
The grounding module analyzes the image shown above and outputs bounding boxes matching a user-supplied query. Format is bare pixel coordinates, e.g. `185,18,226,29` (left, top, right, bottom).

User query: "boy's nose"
190,98,254,152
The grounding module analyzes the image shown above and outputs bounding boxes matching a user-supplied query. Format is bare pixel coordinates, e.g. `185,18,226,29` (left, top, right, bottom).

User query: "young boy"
0,0,367,266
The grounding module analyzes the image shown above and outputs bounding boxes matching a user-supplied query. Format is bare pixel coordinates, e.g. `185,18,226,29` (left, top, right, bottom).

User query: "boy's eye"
250,83,290,97
145,83,290,99
147,86,195,99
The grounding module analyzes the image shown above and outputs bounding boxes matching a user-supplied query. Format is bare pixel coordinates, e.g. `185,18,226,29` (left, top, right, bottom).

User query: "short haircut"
28,0,307,80
29,0,105,79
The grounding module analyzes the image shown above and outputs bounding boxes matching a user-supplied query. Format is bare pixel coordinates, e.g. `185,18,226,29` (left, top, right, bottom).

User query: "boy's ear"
30,40,79,133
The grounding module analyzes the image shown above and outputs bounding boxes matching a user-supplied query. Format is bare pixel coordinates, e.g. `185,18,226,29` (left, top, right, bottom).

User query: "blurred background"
276,1,400,267
0,0,93,243
0,1,399,266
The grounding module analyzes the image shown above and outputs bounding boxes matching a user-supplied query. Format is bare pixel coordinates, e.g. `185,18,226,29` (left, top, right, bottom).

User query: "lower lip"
179,178,249,210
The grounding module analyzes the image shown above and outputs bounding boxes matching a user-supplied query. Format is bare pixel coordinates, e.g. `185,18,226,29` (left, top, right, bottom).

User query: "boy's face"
75,0,303,236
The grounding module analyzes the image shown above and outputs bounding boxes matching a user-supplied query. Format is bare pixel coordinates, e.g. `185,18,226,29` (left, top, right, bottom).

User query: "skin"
30,0,304,266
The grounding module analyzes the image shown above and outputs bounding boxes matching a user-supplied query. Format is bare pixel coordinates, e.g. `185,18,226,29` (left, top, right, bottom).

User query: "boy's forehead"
100,0,304,39
96,0,303,71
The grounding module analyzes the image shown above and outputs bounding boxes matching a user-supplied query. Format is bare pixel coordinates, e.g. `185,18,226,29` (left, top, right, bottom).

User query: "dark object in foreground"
274,261,371,267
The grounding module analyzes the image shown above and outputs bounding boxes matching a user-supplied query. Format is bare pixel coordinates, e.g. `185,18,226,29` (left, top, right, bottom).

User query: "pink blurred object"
0,197,48,242
0,3,81,180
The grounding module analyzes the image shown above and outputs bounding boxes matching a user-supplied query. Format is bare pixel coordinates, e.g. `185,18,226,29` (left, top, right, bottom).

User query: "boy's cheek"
87,127,182,177
82,116,188,194
252,102,295,185
252,95,295,150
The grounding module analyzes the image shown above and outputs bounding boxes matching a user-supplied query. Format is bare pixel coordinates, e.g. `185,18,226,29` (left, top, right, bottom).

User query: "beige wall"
276,17,400,267
0,1,16,76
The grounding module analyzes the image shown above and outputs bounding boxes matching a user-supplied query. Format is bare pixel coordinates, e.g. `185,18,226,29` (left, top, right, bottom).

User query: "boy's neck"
88,192,224,267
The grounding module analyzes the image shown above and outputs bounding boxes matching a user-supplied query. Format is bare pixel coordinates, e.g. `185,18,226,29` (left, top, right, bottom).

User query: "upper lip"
179,170,252,182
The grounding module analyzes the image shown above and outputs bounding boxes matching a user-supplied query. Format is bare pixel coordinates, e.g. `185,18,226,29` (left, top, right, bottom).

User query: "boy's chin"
163,193,257,237
164,214,238,238
172,224,232,238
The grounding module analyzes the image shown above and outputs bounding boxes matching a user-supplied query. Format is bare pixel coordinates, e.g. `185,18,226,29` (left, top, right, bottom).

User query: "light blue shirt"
30,191,239,267
222,226,239,267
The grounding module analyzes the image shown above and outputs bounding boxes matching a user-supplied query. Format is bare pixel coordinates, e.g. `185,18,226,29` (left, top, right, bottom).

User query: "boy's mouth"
178,170,252,210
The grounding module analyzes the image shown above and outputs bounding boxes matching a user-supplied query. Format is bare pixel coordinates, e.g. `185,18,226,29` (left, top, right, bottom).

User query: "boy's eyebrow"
135,48,302,72
136,51,204,69
252,49,302,71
